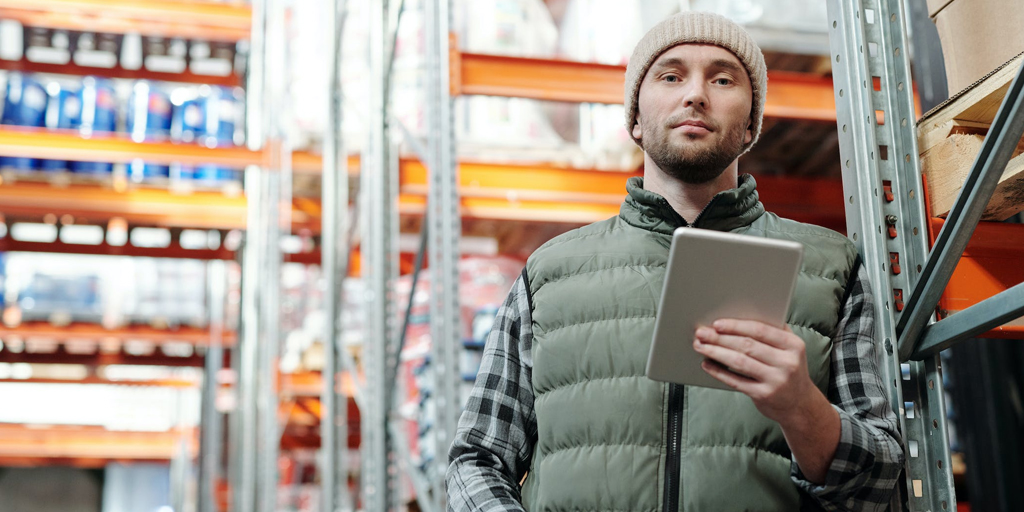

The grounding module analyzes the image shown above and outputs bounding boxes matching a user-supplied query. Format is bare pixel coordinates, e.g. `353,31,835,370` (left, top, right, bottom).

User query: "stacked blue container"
0,73,48,171
171,85,243,184
126,81,173,182
70,77,118,175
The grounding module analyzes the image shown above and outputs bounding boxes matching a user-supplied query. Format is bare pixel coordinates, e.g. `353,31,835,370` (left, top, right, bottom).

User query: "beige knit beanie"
624,11,768,155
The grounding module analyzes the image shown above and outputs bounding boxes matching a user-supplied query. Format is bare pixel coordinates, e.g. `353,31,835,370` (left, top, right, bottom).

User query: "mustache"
664,114,716,130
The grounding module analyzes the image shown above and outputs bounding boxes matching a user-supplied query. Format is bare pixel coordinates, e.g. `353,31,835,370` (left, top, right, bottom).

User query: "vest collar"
620,174,766,234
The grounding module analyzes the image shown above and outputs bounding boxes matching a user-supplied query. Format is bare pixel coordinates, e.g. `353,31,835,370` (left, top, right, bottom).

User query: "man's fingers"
696,328,788,367
710,319,796,349
693,338,771,382
701,359,758,392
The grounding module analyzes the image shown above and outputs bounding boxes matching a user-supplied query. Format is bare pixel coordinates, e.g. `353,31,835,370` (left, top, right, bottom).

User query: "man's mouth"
672,120,713,134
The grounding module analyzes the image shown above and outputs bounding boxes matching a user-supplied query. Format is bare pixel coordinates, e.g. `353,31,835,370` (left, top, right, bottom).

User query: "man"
447,11,904,512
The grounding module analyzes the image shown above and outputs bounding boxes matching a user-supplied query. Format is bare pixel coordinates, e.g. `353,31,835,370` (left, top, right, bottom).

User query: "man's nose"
681,80,709,110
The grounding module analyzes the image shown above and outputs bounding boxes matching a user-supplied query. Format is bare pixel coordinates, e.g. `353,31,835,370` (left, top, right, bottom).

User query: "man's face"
632,44,754,185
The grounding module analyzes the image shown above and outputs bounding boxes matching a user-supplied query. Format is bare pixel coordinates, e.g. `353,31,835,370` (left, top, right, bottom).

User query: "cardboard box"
926,0,955,17
933,0,1024,94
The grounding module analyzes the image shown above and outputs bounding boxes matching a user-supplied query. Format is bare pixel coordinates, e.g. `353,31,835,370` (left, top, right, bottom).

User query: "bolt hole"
849,196,854,204
909,189,915,199
917,264,922,272
833,20,838,28
853,233,858,241
913,227,919,236
933,419,939,429
836,54,841,63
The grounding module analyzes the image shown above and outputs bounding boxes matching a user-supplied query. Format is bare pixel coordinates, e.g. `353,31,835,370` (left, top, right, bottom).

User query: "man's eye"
715,78,732,85
664,75,680,82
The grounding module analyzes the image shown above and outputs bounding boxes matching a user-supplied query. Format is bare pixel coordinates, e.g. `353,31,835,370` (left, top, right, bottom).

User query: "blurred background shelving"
1,0,1021,511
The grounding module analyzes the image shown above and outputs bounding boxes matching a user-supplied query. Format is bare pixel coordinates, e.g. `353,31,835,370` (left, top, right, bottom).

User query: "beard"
640,112,747,185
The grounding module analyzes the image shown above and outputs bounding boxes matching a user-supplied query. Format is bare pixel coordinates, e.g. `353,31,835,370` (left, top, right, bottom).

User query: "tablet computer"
645,227,804,391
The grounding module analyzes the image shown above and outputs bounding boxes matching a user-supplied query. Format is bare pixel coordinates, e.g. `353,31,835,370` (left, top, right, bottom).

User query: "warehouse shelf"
929,217,1024,338
279,371,357,399
0,0,252,43
0,126,264,169
0,58,243,88
454,50,840,122
0,424,197,467
0,236,237,261
0,321,236,346
0,377,198,388
0,179,248,229
292,154,846,228
0,347,206,367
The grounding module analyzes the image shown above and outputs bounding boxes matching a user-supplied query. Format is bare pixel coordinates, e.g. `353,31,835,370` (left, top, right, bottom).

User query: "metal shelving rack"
828,0,1024,510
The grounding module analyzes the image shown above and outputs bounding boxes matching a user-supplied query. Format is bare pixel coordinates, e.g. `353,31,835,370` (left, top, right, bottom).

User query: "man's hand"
693,319,815,422
693,318,840,484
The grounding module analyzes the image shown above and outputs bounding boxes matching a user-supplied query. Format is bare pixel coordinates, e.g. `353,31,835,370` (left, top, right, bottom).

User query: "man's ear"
632,118,643,141
744,122,753,145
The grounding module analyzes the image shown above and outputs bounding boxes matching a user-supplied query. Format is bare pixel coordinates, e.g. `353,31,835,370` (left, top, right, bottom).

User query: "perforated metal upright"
424,0,463,508
363,1,400,510
825,0,955,510
321,0,352,511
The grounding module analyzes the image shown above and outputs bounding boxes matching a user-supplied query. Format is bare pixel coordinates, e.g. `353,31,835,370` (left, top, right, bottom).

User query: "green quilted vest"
521,175,858,512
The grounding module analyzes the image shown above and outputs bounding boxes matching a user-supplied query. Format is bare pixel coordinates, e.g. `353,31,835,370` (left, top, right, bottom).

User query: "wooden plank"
920,133,1024,220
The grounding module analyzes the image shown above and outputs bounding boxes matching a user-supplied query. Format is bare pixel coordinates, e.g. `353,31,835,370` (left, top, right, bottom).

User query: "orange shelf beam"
0,180,249,229
0,424,196,465
930,218,1024,338
0,377,198,388
455,52,838,122
0,321,237,346
280,371,358,399
0,126,264,168
0,0,251,43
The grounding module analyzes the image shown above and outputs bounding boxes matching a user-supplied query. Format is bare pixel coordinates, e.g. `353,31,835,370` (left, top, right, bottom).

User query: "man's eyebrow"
651,57,685,70
709,58,744,74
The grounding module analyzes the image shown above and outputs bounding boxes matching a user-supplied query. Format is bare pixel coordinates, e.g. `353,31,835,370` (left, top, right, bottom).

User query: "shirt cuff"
790,406,878,501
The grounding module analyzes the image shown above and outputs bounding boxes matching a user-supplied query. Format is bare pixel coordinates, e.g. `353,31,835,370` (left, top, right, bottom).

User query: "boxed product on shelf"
0,252,213,330
928,0,1024,94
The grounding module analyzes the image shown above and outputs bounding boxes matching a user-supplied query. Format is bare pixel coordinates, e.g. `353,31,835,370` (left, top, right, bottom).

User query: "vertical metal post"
424,0,461,505
826,0,955,510
235,165,263,512
200,260,227,512
257,0,291,505
236,0,268,505
364,1,397,510
322,0,352,510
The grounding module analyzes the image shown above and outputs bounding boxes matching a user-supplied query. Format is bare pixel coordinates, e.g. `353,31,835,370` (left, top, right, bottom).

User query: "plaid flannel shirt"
447,263,904,512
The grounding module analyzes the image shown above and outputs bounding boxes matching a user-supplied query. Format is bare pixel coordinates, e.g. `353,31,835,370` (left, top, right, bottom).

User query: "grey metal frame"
199,260,227,512
825,0,954,509
898,61,1024,359
322,0,352,511
424,0,462,507
363,1,399,510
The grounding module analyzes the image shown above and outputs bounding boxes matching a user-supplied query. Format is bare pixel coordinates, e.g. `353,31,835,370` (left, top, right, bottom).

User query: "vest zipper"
664,383,684,511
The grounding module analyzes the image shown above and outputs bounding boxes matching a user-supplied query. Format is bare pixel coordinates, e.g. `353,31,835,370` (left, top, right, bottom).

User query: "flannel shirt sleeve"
792,263,906,511
446,274,537,512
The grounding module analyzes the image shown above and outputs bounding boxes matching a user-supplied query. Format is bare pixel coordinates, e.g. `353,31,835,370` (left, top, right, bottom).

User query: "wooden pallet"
917,52,1024,221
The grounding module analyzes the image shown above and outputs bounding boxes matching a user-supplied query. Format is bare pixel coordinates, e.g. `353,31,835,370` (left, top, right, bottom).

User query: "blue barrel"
0,73,48,171
37,83,81,172
126,81,173,181
173,86,243,183
69,77,117,175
